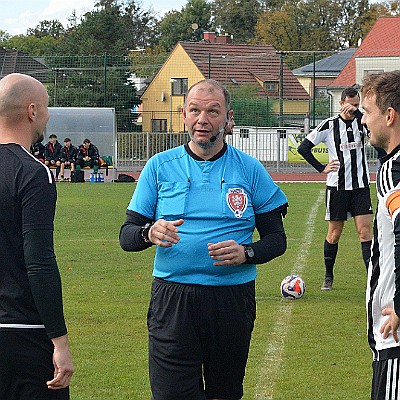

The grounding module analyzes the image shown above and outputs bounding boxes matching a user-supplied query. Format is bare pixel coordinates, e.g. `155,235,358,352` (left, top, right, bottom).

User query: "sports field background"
54,181,375,399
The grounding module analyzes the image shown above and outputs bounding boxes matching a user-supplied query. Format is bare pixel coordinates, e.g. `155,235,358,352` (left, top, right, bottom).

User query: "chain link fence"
0,50,381,173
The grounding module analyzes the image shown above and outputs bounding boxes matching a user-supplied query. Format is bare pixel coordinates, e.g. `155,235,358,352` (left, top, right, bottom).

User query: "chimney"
215,34,232,44
203,32,216,43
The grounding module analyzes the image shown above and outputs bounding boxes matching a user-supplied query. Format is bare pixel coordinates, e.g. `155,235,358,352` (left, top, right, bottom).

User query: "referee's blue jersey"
128,144,287,286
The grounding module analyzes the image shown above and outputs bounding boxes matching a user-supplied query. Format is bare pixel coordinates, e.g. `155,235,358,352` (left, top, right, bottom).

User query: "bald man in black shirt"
0,73,73,399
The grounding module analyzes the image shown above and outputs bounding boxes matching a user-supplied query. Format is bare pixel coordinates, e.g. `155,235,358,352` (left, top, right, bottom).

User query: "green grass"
54,182,376,399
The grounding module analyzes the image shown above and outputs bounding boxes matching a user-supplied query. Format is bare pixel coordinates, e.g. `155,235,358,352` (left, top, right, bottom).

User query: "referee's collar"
184,142,227,161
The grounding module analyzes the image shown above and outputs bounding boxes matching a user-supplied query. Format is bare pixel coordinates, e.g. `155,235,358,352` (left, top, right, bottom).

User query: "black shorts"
147,278,256,400
325,186,372,221
371,358,400,400
0,330,70,400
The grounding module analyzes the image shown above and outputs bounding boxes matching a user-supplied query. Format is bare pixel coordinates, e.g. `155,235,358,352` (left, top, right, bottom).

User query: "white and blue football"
280,275,305,300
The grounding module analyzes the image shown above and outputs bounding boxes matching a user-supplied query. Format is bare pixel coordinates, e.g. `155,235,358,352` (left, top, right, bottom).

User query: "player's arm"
208,204,287,266
120,210,183,250
297,138,326,173
22,172,74,388
245,204,288,264
119,210,154,251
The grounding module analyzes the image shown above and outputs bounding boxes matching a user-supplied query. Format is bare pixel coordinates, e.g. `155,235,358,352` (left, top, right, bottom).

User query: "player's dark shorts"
325,186,373,221
371,358,400,400
0,330,70,400
147,278,256,400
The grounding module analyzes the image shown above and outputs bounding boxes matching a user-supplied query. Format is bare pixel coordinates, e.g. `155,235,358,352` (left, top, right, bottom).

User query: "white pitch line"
254,189,325,400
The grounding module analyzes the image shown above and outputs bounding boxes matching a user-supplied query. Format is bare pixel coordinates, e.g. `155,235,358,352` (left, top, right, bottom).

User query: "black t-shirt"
0,144,67,338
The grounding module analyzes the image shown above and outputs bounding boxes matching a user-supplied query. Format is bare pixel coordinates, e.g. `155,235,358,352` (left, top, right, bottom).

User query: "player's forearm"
298,139,325,173
24,229,67,338
119,210,153,251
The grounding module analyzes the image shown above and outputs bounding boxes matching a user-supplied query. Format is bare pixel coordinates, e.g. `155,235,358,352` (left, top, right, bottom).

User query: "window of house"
151,119,167,132
171,78,188,95
363,69,384,77
264,81,279,92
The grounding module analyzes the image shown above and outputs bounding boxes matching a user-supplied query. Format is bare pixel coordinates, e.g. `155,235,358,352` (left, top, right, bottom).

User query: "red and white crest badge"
226,188,248,218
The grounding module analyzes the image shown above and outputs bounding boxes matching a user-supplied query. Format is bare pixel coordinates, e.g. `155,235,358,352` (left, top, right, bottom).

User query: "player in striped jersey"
298,87,373,290
361,70,400,400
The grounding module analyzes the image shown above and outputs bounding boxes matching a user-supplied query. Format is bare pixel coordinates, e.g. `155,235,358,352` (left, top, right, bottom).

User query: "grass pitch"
54,181,374,399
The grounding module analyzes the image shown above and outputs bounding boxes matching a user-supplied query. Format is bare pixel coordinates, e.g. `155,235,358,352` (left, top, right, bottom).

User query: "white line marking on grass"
255,189,324,400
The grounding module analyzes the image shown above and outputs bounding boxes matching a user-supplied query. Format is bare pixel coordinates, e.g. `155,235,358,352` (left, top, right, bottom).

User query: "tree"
212,0,262,43
1,34,61,55
27,20,65,38
157,0,212,51
255,0,360,51
337,0,371,47
59,0,158,55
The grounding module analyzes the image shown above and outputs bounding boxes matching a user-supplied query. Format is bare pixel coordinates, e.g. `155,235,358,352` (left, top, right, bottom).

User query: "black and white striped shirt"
367,145,400,361
306,114,370,190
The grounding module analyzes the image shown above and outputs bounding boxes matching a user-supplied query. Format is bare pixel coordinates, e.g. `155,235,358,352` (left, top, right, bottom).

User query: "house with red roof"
328,16,400,114
139,33,309,132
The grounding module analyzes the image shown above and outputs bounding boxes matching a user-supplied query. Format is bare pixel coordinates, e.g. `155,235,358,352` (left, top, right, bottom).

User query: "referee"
298,87,373,290
120,79,288,399
0,73,74,398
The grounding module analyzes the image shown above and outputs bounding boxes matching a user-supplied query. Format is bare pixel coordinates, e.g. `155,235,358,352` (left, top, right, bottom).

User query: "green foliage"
230,84,275,125
54,182,373,399
157,0,213,51
27,20,66,38
213,0,262,43
45,55,139,132
55,0,158,55
255,0,388,51
1,34,61,56
128,47,168,78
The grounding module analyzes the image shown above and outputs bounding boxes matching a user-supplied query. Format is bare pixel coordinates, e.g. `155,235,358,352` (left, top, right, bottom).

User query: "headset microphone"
209,126,225,143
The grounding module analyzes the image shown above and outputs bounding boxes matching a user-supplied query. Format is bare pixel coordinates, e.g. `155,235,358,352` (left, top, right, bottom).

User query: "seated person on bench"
44,134,62,180
59,137,78,181
76,138,100,172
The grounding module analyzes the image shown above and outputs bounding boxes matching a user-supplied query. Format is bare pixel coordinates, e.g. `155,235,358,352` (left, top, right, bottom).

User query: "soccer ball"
280,275,305,300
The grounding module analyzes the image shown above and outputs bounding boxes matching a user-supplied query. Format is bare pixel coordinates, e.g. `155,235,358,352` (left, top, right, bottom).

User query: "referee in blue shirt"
120,79,288,400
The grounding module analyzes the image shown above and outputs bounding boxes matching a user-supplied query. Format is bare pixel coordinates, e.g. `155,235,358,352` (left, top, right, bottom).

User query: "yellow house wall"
296,77,312,94
270,99,308,114
141,44,205,132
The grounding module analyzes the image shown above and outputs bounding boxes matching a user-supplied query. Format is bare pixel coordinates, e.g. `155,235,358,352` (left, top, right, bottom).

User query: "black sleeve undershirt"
24,229,67,339
247,204,287,264
119,204,288,265
119,211,154,252
297,138,326,173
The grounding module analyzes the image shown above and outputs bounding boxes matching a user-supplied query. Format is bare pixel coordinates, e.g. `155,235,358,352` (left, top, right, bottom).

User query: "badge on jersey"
226,188,248,218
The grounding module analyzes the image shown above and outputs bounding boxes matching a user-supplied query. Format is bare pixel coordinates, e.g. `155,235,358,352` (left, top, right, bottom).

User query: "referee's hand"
148,218,184,247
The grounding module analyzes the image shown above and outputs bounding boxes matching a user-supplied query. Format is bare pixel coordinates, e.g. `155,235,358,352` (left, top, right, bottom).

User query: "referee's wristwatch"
242,244,255,263
140,223,153,243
